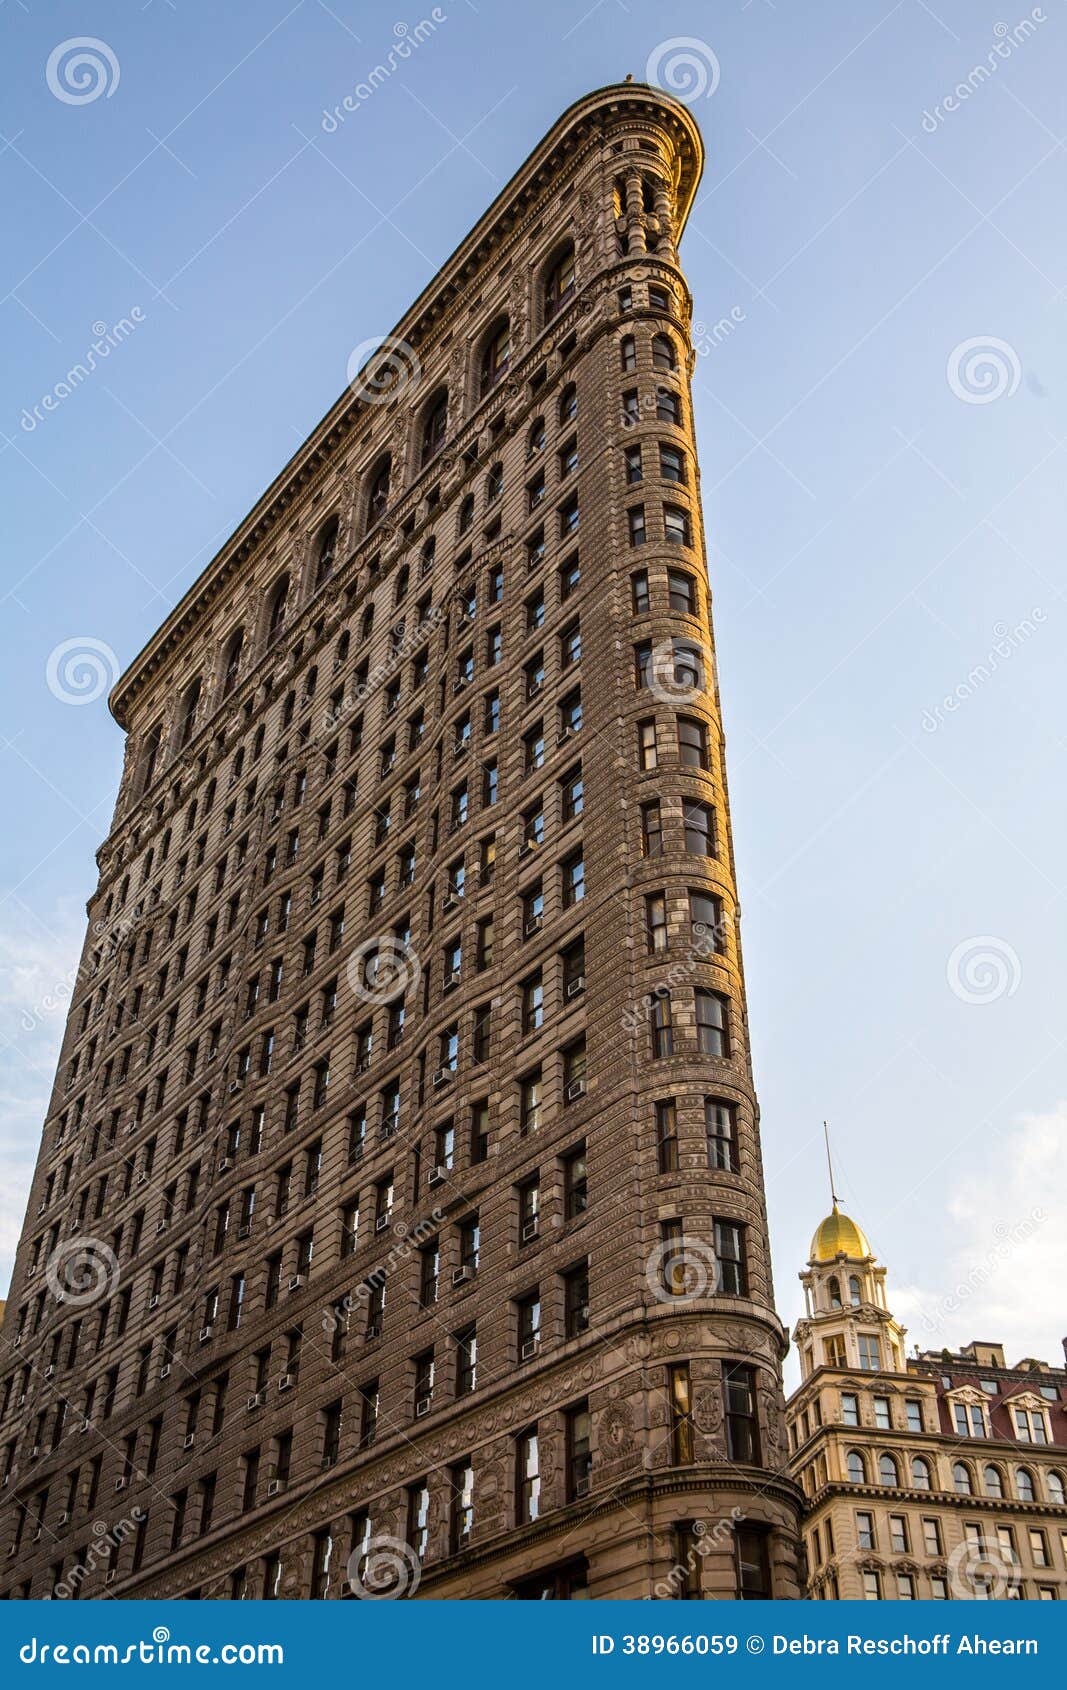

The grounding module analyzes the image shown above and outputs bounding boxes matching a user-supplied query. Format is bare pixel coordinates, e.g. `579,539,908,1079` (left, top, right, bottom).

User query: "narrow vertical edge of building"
0,82,803,1601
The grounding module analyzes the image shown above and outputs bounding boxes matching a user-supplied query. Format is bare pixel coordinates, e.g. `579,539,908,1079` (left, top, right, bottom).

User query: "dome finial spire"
824,1120,839,1210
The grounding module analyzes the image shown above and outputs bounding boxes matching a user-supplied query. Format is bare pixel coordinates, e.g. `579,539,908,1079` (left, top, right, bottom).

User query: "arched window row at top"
844,1447,1066,1505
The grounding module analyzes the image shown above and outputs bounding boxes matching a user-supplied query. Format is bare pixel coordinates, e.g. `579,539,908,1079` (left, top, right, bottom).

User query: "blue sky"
2,0,1065,1379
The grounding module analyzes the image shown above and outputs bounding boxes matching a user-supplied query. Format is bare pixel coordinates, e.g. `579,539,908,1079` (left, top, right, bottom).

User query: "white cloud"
892,1103,1067,1368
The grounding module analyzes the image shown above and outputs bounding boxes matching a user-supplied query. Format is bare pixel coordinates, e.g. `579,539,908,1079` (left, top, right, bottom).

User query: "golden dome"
810,1203,871,1263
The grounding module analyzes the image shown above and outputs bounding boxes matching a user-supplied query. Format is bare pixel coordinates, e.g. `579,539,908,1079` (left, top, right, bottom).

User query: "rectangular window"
723,1362,760,1464
705,1099,738,1172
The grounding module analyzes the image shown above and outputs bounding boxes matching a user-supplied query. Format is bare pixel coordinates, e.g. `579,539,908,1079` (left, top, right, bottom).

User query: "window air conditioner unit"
364,1323,381,1341
198,1325,213,1343
288,1275,305,1292
442,892,457,911
105,1569,117,1585
228,1080,243,1096
522,1219,539,1242
375,1214,390,1232
247,1392,265,1411
415,1398,432,1419
43,1364,55,1380
158,1363,172,1379
156,1220,167,1235
565,1079,587,1103
147,1293,159,1310
524,915,543,937
427,1167,446,1188
114,1477,128,1493
574,1475,590,1498
444,970,461,989
57,1510,69,1527
432,1068,452,1088
237,1223,250,1240
80,1419,92,1433
452,1266,474,1287
183,1433,195,1450
277,1374,295,1393
266,1479,282,1497
557,728,574,746
218,1157,232,1174
520,1337,540,1360
566,975,586,999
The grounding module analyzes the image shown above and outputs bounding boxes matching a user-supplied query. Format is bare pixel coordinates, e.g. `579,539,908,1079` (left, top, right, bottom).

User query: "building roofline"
108,81,704,729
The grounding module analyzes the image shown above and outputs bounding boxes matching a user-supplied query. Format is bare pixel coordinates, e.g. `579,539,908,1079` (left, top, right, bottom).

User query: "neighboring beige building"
787,1205,1067,1600
0,83,803,1601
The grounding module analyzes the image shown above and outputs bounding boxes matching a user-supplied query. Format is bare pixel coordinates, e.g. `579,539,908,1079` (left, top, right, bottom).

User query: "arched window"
527,417,545,458
558,383,577,426
221,629,243,698
335,630,350,668
1016,1467,1035,1502
457,493,474,536
543,242,575,322
827,1276,842,1309
314,516,339,587
480,317,510,395
366,456,391,531
878,1453,898,1487
846,1450,866,1484
486,462,503,503
983,1464,1003,1498
620,334,637,374
652,333,677,372
360,606,374,643
267,574,290,644
175,678,202,749
421,390,448,466
420,536,436,577
953,1461,972,1495
849,1275,862,1307
911,1456,931,1490
1047,1470,1066,1505
394,564,410,607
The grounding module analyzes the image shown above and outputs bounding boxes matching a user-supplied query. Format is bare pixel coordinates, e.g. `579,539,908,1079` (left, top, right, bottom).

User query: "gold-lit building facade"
787,1206,1067,1600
